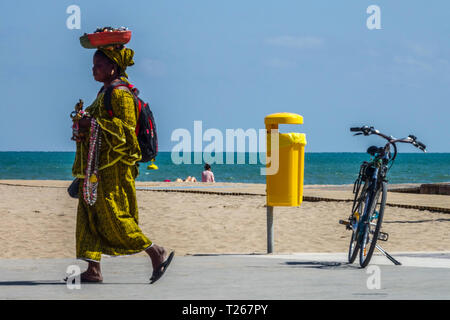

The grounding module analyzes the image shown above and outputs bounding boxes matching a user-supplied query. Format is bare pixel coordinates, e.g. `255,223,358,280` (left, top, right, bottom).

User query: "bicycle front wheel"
348,179,370,263
359,181,387,268
348,225,360,264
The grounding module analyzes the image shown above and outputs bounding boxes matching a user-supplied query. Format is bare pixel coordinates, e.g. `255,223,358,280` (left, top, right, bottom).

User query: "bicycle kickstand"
375,244,402,266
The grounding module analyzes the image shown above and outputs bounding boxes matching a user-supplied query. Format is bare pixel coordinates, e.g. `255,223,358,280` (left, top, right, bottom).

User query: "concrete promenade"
1,252,450,300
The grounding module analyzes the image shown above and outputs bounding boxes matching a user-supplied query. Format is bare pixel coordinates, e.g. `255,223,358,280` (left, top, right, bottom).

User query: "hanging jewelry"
83,117,102,206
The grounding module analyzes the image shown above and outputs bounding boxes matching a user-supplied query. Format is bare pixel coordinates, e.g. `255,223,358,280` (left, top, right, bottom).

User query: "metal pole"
267,206,274,253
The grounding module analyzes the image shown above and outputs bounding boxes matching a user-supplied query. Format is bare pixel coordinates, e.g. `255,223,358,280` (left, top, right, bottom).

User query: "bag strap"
99,80,144,139
98,81,134,118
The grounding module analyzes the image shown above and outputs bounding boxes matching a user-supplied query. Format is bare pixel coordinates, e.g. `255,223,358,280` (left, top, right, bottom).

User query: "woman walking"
71,35,173,283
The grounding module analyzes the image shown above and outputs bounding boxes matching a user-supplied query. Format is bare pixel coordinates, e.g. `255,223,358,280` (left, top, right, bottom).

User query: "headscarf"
98,46,135,78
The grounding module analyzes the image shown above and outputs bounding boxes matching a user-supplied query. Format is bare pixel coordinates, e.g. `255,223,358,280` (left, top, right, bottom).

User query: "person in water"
71,43,173,283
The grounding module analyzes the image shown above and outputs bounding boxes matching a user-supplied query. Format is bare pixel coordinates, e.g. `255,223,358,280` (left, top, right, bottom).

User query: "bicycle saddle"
367,146,383,156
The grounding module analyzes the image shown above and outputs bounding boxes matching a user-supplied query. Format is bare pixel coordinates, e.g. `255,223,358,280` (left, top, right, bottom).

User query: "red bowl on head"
80,30,132,48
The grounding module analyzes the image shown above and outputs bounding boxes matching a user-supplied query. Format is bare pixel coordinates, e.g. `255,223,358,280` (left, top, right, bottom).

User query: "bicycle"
339,126,427,268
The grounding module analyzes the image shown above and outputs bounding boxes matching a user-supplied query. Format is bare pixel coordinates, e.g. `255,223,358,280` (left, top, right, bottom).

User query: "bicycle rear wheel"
359,181,387,268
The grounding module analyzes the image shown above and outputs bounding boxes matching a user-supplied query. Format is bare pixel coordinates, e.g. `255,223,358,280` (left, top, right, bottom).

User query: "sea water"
0,152,449,185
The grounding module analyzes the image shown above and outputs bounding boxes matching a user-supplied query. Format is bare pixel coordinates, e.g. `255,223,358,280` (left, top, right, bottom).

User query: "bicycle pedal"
339,220,352,230
378,232,389,241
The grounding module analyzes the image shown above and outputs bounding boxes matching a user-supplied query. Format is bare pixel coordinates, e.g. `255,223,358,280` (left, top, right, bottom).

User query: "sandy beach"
0,180,449,259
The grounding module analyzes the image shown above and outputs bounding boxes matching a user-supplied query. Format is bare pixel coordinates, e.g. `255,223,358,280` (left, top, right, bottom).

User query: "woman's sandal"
150,251,175,284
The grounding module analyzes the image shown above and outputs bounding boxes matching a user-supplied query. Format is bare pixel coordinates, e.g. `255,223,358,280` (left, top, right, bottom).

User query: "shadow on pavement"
0,280,66,286
0,280,150,286
283,261,359,270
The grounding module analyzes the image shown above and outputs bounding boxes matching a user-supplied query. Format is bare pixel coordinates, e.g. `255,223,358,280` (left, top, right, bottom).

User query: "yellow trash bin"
265,113,307,207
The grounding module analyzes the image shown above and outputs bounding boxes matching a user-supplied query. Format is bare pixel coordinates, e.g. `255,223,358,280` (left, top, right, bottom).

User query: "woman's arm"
110,88,137,127
94,87,141,167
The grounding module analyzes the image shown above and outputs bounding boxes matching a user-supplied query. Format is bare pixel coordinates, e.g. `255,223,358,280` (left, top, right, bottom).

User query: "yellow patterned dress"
72,79,152,262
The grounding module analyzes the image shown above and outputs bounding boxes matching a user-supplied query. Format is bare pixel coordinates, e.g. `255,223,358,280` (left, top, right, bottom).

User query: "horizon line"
0,150,448,154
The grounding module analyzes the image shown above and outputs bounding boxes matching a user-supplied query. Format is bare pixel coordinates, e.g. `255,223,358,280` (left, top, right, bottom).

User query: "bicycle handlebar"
417,141,427,150
350,126,371,133
350,126,382,137
350,126,427,153
407,135,427,151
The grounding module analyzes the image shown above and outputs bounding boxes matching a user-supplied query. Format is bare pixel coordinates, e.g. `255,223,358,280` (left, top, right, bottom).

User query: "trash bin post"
267,205,274,253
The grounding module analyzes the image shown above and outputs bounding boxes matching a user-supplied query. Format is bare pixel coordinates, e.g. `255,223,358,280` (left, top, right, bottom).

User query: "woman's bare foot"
80,270,103,283
81,261,103,283
146,244,167,270
145,245,175,284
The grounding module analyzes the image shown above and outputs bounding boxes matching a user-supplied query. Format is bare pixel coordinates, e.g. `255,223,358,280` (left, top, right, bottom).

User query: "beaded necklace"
83,117,102,206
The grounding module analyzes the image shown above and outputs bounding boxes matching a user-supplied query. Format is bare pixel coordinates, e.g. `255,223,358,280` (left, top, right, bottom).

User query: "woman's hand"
78,117,92,130
72,116,91,142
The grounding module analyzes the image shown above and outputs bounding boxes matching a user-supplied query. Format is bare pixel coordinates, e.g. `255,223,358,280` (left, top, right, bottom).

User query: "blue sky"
0,0,449,152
